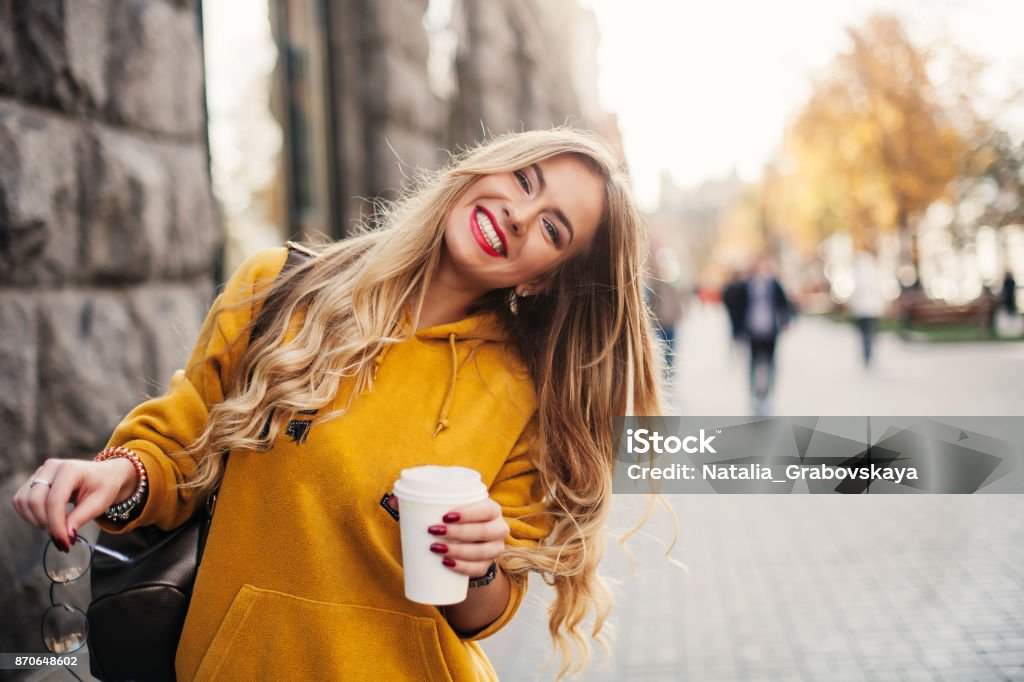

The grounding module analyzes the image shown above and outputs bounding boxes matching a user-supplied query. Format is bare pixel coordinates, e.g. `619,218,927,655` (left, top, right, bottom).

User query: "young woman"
13,128,668,680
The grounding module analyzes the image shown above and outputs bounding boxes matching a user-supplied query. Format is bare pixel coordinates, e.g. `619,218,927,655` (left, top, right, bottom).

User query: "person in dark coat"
732,256,795,416
1003,271,1018,315
721,269,746,350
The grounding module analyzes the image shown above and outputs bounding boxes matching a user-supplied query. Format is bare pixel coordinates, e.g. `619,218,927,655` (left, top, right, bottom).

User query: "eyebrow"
531,163,575,244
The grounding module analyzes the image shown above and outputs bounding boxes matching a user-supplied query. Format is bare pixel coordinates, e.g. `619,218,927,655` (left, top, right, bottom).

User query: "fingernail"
428,525,447,535
442,557,456,567
443,512,460,523
430,542,448,554
69,528,78,544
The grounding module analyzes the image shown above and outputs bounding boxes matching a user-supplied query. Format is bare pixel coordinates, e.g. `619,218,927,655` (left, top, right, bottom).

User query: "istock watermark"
625,427,718,454
613,416,1024,494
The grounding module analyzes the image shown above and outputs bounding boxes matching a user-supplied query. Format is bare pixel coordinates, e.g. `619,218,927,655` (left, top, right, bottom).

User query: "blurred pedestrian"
734,255,794,416
1003,271,1018,315
646,244,687,373
848,250,886,367
721,269,746,352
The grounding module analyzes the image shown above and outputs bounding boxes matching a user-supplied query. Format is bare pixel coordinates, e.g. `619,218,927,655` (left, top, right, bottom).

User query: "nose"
503,206,522,238
504,201,538,238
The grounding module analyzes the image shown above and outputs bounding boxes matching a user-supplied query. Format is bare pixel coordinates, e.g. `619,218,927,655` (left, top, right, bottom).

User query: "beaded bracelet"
94,446,148,522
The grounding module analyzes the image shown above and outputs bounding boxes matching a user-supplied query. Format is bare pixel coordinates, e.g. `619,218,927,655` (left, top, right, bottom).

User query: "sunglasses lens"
43,539,90,583
42,604,88,654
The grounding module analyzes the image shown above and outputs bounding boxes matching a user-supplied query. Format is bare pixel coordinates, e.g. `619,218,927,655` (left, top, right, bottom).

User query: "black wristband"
468,560,498,588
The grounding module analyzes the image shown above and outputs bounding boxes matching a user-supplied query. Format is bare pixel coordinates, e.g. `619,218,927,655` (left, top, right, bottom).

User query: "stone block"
0,0,16,94
369,0,430,63
0,103,81,286
129,280,213,392
371,126,444,195
65,0,111,111
479,93,523,137
473,1,519,66
0,296,37,480
107,0,204,137
366,50,444,136
164,145,222,278
36,290,149,459
81,127,220,281
0,479,52,651
6,0,111,114
9,1,74,109
81,126,173,281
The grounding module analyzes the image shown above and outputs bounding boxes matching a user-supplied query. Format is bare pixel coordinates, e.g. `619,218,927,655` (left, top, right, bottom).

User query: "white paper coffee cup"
393,465,488,604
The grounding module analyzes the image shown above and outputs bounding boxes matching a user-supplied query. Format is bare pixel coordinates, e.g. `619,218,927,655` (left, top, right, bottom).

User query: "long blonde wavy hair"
179,127,677,680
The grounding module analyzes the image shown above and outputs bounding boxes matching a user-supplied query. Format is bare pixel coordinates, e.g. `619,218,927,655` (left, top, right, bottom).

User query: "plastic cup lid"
393,466,487,503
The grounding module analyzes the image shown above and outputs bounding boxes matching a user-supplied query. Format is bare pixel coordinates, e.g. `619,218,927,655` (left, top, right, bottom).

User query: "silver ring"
29,478,52,488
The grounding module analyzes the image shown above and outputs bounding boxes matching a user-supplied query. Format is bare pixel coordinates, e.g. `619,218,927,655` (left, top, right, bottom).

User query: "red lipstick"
470,206,507,258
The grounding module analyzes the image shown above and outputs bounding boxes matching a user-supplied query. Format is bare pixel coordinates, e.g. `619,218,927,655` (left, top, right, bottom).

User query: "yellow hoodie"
96,245,553,681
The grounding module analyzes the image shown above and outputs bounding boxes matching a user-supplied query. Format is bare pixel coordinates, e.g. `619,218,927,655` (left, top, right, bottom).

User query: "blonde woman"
13,128,668,681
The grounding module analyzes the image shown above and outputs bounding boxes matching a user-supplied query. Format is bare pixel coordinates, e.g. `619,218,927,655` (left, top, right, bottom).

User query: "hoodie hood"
374,306,515,437
403,305,510,342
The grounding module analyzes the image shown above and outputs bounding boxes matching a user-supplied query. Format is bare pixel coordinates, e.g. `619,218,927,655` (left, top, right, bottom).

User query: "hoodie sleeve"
94,247,290,534
456,414,553,642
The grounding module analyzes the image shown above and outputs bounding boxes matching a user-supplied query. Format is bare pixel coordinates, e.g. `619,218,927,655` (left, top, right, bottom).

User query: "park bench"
898,296,994,329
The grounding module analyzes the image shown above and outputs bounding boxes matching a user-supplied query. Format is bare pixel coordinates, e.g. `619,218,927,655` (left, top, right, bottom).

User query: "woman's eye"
514,170,530,192
544,219,561,246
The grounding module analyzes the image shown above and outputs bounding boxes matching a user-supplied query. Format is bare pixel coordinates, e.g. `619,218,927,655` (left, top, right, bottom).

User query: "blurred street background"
3,0,1024,680
484,305,1024,681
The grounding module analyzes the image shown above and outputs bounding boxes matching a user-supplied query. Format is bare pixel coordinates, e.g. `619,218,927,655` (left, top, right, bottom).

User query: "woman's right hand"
10,457,139,551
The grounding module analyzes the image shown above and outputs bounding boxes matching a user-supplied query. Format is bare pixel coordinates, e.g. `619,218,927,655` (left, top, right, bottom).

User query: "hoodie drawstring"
433,332,458,438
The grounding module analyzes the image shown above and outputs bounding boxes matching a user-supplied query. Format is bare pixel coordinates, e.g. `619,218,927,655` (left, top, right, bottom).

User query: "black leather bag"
87,495,218,682
87,245,313,681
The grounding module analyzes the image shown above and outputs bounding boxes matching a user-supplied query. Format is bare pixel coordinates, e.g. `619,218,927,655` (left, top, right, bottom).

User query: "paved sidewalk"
672,306,1024,417
486,495,1024,681
484,309,1024,681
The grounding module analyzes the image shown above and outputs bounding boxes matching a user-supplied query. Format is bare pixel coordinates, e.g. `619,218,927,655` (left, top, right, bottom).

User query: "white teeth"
475,209,506,255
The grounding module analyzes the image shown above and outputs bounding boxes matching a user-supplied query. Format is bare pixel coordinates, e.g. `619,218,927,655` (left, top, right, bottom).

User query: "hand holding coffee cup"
392,466,509,604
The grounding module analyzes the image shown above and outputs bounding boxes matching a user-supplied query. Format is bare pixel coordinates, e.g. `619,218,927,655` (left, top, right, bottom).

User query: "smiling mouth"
472,207,507,257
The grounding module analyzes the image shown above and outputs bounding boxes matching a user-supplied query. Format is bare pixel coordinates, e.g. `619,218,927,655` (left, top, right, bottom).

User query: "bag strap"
248,243,316,344
198,244,316,555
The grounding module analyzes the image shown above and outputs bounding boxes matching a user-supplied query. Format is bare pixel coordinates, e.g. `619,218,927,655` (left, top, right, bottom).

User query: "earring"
508,288,532,315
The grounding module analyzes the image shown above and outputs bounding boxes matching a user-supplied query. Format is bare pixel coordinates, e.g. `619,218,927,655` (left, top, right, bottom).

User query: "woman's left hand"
392,495,509,577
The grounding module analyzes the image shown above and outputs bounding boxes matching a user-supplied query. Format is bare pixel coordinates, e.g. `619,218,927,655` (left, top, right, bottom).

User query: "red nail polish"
69,529,78,544
443,512,460,523
430,543,448,554
442,557,456,567
428,525,447,535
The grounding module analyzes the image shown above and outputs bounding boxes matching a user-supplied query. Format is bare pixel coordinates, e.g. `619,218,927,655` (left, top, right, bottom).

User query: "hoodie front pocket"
194,585,454,682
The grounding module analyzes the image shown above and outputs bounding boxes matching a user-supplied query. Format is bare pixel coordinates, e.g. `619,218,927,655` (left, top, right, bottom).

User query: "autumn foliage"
770,14,985,256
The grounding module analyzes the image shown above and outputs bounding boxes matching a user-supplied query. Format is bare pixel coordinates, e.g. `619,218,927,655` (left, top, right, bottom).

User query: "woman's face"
440,154,605,295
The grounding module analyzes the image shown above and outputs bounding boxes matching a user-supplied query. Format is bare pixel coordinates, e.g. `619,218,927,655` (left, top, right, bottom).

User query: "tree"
773,14,979,272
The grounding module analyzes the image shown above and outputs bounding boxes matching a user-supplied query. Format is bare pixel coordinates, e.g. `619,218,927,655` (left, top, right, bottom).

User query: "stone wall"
0,0,220,656
327,0,593,230
326,0,446,232
453,0,589,149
